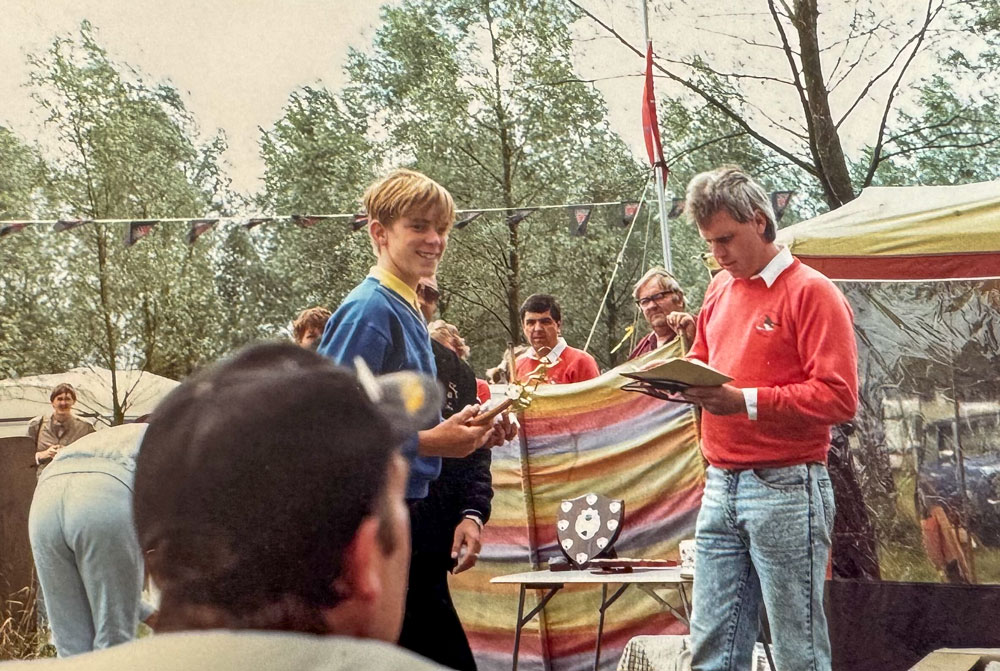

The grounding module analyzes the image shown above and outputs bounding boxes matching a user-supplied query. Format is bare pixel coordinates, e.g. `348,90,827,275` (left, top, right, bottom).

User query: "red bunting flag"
621,201,641,227
771,191,795,221
641,43,665,168
455,211,483,229
292,214,321,228
668,198,685,219
506,208,536,226
0,222,28,238
124,221,158,247
351,213,369,231
243,217,272,230
187,219,218,244
569,206,592,236
53,219,90,232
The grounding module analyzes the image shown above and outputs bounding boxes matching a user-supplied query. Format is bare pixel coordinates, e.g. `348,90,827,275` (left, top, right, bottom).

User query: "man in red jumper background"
514,294,600,385
678,166,858,671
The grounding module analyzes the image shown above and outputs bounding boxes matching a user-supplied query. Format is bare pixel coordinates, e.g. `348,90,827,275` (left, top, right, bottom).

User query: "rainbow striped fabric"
450,341,705,671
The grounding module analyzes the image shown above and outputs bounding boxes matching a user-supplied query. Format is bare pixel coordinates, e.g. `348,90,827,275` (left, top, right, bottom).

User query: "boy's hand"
418,405,493,457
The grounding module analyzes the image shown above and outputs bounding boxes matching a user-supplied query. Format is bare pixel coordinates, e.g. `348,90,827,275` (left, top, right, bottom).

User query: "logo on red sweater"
755,315,780,333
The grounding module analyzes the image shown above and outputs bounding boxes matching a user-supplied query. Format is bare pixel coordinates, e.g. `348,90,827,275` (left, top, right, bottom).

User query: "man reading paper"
678,167,858,671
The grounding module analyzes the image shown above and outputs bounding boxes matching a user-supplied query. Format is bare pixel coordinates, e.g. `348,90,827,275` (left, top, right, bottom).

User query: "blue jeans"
28,472,143,657
690,464,835,671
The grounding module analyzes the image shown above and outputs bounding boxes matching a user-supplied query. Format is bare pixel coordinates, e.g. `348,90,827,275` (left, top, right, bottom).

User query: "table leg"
593,583,630,671
513,585,526,671
512,584,562,671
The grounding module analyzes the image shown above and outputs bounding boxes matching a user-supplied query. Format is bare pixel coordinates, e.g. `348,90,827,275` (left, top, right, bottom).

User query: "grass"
0,587,51,661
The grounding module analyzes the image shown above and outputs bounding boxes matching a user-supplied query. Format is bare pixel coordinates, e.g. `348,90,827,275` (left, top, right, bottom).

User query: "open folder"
620,358,732,400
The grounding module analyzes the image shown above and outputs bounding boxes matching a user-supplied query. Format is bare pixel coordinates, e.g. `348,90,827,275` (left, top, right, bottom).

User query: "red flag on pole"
641,43,664,168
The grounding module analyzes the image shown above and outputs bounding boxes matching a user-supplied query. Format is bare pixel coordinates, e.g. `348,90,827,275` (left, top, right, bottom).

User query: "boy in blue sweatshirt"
319,169,511,500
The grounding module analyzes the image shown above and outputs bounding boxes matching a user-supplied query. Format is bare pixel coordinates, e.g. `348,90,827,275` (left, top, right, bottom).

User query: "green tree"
346,0,650,371
572,0,1000,208
257,85,377,316
25,22,228,418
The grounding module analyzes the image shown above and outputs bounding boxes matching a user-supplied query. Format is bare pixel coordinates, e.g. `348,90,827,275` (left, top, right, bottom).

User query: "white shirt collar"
752,245,794,288
522,337,568,362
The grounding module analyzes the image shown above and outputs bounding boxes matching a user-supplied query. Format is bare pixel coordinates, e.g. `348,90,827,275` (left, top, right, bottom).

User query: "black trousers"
398,500,477,671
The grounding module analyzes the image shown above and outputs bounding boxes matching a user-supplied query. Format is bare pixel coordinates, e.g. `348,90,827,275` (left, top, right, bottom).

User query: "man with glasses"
628,268,696,359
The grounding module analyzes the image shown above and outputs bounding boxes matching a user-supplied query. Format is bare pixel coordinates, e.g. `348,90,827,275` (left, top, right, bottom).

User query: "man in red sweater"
514,294,600,385
679,167,858,671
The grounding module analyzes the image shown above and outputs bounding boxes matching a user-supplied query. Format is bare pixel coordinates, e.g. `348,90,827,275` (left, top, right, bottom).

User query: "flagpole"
641,0,673,273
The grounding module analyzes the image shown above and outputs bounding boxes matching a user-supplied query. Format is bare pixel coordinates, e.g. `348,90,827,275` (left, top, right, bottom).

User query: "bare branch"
834,24,927,129
862,0,942,187
666,131,747,164
567,0,817,177
878,134,1000,163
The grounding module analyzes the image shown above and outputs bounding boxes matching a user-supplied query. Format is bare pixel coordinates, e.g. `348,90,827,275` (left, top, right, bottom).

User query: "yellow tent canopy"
777,180,1000,280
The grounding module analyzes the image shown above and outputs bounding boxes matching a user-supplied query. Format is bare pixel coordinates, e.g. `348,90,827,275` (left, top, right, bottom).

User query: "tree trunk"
793,0,855,207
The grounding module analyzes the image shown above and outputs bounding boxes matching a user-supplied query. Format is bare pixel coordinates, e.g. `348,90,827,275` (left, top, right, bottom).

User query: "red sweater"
515,344,600,385
687,258,858,468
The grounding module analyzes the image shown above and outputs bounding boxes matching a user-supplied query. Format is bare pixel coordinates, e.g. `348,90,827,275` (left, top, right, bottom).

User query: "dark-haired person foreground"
4,343,450,670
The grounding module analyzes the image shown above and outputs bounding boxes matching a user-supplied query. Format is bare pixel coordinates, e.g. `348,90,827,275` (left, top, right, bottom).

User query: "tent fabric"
777,180,1000,280
0,367,178,438
451,341,703,671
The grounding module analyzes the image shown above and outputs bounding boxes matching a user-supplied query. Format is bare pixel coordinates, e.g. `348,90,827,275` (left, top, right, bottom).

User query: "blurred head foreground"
134,342,437,641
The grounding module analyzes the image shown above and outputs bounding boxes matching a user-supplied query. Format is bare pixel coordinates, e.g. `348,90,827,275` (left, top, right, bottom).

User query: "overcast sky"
1,1,933,200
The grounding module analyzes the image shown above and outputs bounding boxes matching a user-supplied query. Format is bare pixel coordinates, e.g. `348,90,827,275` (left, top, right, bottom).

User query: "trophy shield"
556,493,624,569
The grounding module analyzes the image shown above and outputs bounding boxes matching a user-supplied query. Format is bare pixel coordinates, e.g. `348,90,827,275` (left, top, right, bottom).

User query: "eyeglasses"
636,289,679,308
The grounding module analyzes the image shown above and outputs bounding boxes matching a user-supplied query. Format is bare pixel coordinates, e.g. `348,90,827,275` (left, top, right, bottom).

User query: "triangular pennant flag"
620,201,640,227
53,219,91,232
351,213,369,231
668,198,685,219
243,217,272,230
455,211,483,230
124,220,158,247
187,218,218,244
506,208,536,226
0,222,28,238
771,190,795,221
292,214,321,228
568,205,592,237
641,43,665,167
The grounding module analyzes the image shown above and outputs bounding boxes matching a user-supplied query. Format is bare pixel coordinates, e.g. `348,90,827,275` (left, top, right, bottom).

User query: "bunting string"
0,192,793,248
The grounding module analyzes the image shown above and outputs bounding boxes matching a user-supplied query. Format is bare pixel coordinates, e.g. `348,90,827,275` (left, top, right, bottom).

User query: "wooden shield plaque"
556,493,624,568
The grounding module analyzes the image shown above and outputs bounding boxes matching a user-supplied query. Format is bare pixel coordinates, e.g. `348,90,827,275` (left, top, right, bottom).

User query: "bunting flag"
350,213,369,231
187,219,218,244
771,190,795,221
620,201,641,227
0,222,28,238
292,214,321,228
641,43,665,168
668,198,685,219
568,205,592,237
124,220,158,247
506,208,536,226
53,219,90,233
455,210,483,230
243,217,272,230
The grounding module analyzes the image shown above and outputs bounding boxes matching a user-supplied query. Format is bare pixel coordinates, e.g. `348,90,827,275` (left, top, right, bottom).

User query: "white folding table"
491,566,692,671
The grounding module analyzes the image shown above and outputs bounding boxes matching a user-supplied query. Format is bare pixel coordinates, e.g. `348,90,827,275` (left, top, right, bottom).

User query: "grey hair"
632,267,684,307
685,166,776,242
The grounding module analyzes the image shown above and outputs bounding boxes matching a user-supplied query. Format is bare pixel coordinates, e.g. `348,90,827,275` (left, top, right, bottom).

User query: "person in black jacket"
397,276,495,671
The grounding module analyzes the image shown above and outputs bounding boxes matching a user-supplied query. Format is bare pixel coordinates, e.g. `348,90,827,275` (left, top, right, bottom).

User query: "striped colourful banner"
450,341,705,670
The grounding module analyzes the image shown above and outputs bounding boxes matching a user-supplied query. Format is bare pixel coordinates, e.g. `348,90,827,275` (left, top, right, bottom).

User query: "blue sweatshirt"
318,271,440,499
